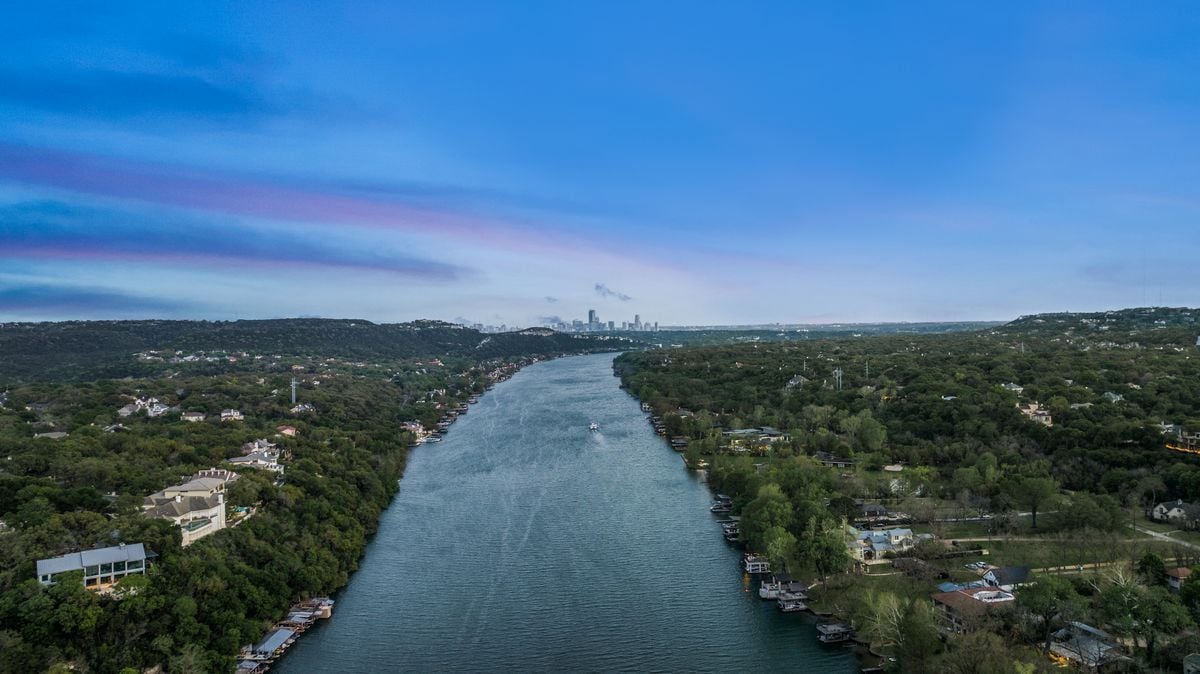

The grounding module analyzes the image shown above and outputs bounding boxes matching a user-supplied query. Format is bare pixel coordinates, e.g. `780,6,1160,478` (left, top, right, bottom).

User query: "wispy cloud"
0,200,466,279
0,69,282,121
0,143,546,246
544,296,558,303
0,282,201,317
594,282,632,301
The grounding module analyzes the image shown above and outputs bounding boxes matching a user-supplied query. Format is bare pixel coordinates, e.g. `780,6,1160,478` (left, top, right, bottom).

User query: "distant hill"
0,318,629,382
999,307,1199,347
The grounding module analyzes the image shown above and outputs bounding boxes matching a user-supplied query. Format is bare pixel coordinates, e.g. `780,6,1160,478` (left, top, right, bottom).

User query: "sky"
1,2,1198,326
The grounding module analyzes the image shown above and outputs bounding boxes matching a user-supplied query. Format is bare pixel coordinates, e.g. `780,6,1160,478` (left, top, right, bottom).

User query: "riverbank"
275,353,856,672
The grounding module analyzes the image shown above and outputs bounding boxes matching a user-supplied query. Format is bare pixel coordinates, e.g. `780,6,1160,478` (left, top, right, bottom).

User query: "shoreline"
620,377,881,673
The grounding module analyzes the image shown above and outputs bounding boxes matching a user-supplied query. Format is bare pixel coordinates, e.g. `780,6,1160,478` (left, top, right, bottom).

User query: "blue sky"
1,2,1197,325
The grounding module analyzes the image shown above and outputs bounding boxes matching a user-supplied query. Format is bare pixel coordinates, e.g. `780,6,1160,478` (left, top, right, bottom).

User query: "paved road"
1131,524,1200,551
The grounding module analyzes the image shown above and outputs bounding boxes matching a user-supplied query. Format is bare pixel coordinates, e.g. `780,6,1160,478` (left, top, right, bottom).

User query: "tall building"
607,321,615,330
634,314,641,330
588,309,598,325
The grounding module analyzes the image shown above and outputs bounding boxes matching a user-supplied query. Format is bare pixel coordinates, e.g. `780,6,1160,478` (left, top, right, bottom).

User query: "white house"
144,476,233,546
181,411,206,422
221,409,244,422
228,451,284,473
145,493,226,546
1151,499,1200,528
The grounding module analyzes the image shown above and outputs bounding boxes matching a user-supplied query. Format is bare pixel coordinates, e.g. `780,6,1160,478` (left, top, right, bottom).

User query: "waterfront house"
931,586,1015,633
744,554,771,574
145,493,226,546
846,527,918,562
144,476,232,546
221,409,244,422
982,566,1031,591
37,543,151,590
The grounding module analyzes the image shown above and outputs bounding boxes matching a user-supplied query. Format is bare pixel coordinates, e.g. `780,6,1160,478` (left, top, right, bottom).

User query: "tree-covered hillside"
0,319,628,382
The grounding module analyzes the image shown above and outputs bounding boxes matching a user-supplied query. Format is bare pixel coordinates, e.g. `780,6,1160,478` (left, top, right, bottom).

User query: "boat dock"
236,598,334,673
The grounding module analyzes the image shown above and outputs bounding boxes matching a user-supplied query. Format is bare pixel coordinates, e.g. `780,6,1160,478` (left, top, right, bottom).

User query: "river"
275,353,857,673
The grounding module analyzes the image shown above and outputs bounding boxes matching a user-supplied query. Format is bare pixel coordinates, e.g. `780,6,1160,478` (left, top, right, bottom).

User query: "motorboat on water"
589,422,599,431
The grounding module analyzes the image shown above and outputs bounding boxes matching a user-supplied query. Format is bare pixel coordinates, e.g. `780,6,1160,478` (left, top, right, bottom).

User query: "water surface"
277,353,856,673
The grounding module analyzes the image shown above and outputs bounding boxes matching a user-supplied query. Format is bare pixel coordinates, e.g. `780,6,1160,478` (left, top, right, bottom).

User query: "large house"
228,451,284,473
1017,402,1053,427
181,411,206,422
847,527,918,562
221,409,244,422
143,476,233,546
1150,499,1200,529
37,543,151,590
931,586,1015,633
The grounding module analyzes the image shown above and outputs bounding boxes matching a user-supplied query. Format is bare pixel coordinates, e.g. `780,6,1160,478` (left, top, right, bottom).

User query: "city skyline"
2,4,1199,325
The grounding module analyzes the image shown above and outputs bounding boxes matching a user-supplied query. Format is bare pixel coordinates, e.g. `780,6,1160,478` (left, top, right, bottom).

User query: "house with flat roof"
37,543,151,590
813,451,854,469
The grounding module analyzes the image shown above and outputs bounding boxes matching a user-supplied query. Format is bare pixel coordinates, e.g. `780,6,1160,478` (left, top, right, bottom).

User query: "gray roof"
254,628,295,654
37,543,148,577
987,566,1031,586
145,495,221,518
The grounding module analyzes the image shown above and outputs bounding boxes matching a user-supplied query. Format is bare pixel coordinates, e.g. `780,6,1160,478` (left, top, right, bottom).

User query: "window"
85,565,99,577
113,561,125,573
128,559,143,570
100,563,113,575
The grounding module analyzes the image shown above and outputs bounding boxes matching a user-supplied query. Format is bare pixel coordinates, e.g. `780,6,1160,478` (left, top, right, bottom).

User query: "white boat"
589,422,599,431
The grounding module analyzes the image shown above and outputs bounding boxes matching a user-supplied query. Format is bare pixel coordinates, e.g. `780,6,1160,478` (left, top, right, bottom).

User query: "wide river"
276,353,857,673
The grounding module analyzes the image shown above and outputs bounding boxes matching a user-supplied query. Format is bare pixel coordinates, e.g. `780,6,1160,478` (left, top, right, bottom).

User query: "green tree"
739,483,793,550
893,600,941,673
1005,475,1058,529
1017,575,1078,653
